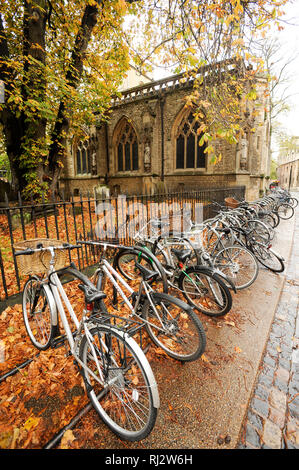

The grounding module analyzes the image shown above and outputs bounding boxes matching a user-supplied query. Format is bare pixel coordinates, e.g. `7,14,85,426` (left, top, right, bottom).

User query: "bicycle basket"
14,238,68,275
225,197,240,209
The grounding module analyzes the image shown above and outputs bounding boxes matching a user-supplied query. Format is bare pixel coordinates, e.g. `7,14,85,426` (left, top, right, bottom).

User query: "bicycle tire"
79,324,159,441
178,266,232,317
141,292,206,362
288,197,298,208
213,245,259,290
113,246,168,293
245,219,271,243
276,203,294,220
258,212,276,229
22,277,57,350
250,244,285,273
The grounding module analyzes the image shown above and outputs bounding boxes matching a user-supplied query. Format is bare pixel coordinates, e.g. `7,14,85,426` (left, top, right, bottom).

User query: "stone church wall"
59,72,271,201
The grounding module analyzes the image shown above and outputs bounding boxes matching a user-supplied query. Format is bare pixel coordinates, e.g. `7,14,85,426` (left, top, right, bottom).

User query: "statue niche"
143,126,152,173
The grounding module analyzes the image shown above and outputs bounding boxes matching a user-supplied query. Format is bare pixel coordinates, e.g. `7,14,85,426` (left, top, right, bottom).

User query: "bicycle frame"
134,226,236,292
93,256,174,335
33,248,135,389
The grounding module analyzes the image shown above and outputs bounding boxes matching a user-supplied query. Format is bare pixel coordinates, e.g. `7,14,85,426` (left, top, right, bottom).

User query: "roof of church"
111,59,243,108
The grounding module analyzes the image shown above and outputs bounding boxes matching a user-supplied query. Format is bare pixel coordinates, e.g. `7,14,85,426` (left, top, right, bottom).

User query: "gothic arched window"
75,135,97,176
175,110,206,170
76,139,91,175
115,119,138,172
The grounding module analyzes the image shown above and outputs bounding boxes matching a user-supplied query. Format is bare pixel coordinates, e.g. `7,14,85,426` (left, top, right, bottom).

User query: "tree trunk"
21,0,48,190
48,3,100,195
0,13,25,192
0,3,48,196
1,2,101,198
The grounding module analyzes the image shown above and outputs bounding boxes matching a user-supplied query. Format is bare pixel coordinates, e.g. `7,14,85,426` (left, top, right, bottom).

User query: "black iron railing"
0,186,245,302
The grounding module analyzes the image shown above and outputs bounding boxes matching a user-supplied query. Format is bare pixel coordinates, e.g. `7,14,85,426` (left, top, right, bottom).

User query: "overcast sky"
269,0,299,150
149,1,299,156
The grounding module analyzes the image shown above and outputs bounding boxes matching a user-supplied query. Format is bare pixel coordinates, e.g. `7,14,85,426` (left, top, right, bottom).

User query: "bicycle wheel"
142,292,206,362
178,267,232,317
276,203,294,220
79,324,159,441
113,246,169,292
114,248,150,280
213,245,259,290
288,197,298,208
245,219,271,243
250,244,285,273
259,212,276,229
22,277,57,350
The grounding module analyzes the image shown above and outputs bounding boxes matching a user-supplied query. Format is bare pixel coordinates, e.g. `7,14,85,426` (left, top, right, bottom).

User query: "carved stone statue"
91,151,97,175
239,138,248,171
144,141,151,172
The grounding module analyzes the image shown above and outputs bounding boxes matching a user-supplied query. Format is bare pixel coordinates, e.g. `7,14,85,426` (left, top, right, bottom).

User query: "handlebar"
77,240,123,249
15,243,82,256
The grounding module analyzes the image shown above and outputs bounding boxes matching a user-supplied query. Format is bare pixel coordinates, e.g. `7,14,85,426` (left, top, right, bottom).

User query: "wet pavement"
238,193,299,449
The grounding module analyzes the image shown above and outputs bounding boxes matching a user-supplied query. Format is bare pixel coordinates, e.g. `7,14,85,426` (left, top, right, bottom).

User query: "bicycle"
113,234,234,317
15,240,160,441
131,215,251,293
209,225,285,273
78,240,207,362
180,224,259,291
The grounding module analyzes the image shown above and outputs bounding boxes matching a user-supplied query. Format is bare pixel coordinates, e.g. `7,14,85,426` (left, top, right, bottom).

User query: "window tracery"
175,110,206,170
115,119,139,172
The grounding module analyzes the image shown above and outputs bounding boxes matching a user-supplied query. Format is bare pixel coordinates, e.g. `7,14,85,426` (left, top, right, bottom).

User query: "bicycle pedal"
51,335,67,349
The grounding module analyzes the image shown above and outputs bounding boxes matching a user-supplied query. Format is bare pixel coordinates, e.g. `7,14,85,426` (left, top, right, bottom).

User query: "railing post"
52,191,60,240
0,249,8,300
41,192,49,238
70,191,81,269
4,192,21,291
18,191,26,240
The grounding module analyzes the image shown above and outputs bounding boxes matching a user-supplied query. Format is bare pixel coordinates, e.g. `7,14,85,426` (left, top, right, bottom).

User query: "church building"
59,63,271,201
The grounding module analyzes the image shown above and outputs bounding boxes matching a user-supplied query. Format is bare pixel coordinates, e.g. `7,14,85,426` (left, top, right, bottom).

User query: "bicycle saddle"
171,248,192,262
135,263,160,281
78,284,107,303
215,227,230,234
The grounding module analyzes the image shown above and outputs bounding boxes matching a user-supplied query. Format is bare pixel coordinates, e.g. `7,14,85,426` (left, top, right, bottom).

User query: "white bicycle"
16,241,160,441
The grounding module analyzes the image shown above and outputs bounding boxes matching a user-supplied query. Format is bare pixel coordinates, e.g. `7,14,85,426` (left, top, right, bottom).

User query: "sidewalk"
239,197,299,449
72,198,298,449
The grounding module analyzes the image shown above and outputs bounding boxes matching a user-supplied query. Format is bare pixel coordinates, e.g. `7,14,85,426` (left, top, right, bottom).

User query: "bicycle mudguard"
267,248,285,261
182,265,237,292
114,246,169,293
149,291,194,314
210,268,237,292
